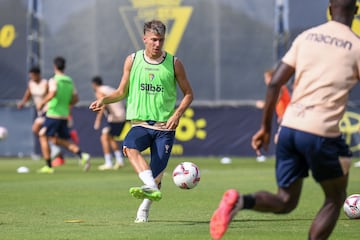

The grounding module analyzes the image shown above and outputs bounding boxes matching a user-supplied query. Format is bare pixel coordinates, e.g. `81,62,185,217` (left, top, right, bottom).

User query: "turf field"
0,157,359,240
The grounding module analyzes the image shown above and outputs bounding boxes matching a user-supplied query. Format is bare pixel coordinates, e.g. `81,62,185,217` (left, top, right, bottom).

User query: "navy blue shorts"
42,117,70,139
276,126,352,187
108,122,125,137
123,126,175,178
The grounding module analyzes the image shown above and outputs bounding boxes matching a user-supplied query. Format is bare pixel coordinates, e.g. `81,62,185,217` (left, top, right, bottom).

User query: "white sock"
136,199,152,219
138,170,157,188
138,199,152,212
104,154,112,166
50,143,61,159
114,150,124,165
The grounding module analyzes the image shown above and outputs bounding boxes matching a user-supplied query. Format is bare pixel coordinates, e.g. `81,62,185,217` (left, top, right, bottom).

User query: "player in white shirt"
18,66,48,134
91,76,126,170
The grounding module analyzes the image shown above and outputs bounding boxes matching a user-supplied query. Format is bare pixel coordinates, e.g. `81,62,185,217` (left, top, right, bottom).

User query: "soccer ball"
0,126,8,140
343,194,360,219
172,162,200,189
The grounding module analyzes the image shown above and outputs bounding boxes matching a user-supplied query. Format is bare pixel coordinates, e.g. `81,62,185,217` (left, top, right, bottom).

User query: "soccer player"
89,20,193,222
91,76,126,170
210,1,360,239
17,66,48,134
18,66,66,165
37,56,90,173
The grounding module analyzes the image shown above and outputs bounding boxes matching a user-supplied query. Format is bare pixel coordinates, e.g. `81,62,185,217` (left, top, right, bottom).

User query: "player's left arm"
70,91,79,106
166,58,194,130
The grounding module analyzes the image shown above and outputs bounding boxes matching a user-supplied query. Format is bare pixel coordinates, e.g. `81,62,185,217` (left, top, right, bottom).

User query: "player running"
37,56,90,173
210,1,360,239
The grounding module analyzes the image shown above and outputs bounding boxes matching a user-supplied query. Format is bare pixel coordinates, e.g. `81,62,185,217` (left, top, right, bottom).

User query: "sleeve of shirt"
281,34,302,68
48,78,57,92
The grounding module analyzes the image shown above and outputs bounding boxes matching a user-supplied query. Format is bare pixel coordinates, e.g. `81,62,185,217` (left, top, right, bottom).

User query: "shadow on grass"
233,218,313,223
149,217,312,225
150,219,209,225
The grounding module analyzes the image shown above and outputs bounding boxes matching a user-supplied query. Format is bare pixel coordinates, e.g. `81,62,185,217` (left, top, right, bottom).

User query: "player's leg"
309,175,348,240
54,137,91,171
37,117,56,173
134,130,175,222
135,172,164,223
50,141,66,167
210,180,303,240
307,134,351,240
253,179,303,213
109,122,125,169
54,119,90,171
98,126,113,170
109,137,125,169
124,126,161,201
124,126,152,174
32,116,44,134
210,126,306,239
39,134,51,164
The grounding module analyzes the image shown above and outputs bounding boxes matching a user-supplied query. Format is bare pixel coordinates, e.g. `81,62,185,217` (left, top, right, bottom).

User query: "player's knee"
38,126,46,136
124,148,139,157
276,198,299,214
68,144,79,153
326,192,346,208
276,205,296,214
32,125,39,134
100,133,109,142
49,137,57,145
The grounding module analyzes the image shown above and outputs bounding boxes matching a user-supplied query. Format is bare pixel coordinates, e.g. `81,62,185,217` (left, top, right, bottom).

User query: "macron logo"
306,33,352,50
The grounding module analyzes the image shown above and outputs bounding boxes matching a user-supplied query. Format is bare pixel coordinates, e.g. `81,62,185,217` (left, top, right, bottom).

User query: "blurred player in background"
255,69,291,162
89,20,193,223
263,69,291,124
51,107,80,167
210,1,359,239
17,66,79,166
17,66,65,164
91,76,126,170
17,66,48,134
37,56,90,173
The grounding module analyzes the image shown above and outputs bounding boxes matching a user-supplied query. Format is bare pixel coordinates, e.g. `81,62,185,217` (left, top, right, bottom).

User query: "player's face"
143,31,165,58
29,72,40,82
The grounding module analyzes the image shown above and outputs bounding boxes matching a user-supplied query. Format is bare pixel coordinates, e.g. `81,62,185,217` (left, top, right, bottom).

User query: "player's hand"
251,127,271,156
36,102,44,112
17,102,24,109
93,121,100,130
89,99,104,112
166,114,180,130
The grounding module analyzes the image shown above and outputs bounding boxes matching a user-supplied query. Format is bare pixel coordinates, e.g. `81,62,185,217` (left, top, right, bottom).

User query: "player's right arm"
17,84,31,109
89,54,132,112
93,91,105,130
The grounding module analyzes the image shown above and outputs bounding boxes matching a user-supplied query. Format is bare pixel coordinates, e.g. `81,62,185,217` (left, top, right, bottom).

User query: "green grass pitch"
0,156,359,240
